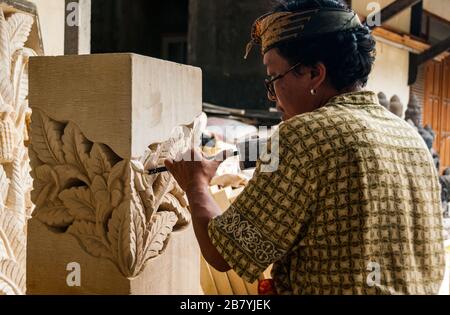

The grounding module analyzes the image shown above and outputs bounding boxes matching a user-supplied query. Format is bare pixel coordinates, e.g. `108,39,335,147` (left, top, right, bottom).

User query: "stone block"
27,53,203,294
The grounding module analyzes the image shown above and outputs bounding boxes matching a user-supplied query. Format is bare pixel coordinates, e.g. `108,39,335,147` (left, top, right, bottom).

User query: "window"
421,11,450,45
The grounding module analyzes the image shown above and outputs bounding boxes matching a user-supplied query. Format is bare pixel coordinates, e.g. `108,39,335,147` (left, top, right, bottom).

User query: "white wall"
424,0,450,22
366,40,410,111
30,0,65,56
353,0,411,34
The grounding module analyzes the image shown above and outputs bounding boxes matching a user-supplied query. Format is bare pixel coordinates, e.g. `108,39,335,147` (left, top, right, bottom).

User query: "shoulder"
278,106,346,148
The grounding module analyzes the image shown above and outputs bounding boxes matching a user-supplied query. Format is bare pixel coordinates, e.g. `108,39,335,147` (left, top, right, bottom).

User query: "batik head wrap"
244,8,363,59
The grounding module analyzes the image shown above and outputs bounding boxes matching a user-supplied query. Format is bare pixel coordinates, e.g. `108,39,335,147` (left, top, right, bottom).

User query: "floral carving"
0,8,37,295
30,109,206,278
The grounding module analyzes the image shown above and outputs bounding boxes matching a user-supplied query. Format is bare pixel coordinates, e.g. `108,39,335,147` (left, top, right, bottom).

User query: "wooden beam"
417,36,450,65
409,36,450,84
410,1,423,37
369,24,450,62
364,0,422,29
372,27,429,52
408,54,419,85
407,1,423,85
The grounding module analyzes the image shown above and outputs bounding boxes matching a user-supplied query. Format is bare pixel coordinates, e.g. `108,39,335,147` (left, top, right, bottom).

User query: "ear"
310,62,327,90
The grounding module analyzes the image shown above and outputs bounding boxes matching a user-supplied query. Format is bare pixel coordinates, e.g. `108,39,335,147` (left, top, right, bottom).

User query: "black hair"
272,0,376,91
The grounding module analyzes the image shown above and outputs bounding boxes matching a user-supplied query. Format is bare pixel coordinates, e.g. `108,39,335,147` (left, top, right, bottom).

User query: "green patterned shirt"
208,91,445,295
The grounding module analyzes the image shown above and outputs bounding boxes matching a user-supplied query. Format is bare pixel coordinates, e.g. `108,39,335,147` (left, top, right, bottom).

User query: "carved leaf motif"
159,193,191,227
30,165,59,207
11,48,35,150
7,13,33,54
67,221,112,260
28,146,43,171
11,52,25,116
144,211,177,262
150,172,174,211
91,175,112,229
0,259,24,295
0,10,12,105
107,161,128,208
62,122,91,180
0,211,26,265
87,143,118,179
128,200,145,275
0,232,10,263
53,165,90,190
31,110,65,165
0,166,9,207
0,237,8,262
59,187,96,223
26,111,206,278
11,49,35,120
107,201,131,276
33,202,74,228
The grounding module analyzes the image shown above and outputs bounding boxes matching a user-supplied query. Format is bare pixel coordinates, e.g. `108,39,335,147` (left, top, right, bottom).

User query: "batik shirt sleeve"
208,122,312,283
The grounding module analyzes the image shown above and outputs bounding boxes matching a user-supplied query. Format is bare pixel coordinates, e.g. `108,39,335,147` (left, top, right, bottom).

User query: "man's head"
247,0,376,121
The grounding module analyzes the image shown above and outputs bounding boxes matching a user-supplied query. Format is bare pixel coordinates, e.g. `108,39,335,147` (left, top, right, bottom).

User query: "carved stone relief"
29,108,206,278
389,95,404,117
377,92,389,109
0,8,37,295
405,93,421,128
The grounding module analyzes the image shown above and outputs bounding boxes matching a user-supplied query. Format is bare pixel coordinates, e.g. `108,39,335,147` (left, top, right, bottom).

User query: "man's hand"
163,147,233,273
164,148,222,194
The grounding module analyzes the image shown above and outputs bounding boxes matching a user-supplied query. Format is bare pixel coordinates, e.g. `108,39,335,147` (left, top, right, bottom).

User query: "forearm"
186,185,231,272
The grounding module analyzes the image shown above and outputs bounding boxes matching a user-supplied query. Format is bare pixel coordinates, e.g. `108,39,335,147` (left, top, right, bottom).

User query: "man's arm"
186,184,231,272
164,149,232,272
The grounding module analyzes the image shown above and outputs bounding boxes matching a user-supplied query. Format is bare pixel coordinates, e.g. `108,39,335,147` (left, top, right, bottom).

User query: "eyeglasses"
265,62,302,101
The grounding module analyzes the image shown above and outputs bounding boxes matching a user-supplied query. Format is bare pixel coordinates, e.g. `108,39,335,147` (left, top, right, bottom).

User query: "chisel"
147,150,241,175
147,138,266,175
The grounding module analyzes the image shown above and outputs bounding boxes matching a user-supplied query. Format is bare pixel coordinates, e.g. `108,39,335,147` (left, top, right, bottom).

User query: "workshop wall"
366,40,411,110
31,0,65,55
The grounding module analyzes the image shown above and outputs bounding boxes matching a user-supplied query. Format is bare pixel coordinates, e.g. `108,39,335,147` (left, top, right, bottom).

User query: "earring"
310,89,317,95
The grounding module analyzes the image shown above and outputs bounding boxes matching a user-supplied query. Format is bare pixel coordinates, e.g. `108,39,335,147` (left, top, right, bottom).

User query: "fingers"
164,158,174,171
165,148,202,170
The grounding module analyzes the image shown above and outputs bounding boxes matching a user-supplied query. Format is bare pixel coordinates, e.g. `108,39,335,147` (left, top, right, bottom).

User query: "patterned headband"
244,8,363,59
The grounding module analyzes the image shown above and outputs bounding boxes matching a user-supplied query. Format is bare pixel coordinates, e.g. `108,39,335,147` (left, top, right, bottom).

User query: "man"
165,0,445,294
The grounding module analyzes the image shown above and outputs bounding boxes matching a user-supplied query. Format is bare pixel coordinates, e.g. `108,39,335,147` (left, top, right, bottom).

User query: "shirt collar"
326,91,379,107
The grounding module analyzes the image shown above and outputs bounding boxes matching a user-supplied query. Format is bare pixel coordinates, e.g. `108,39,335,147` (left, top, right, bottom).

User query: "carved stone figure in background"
420,125,440,171
419,124,435,150
403,93,445,214
405,93,421,128
0,8,37,295
377,92,389,109
441,168,450,218
389,95,404,117
403,93,441,172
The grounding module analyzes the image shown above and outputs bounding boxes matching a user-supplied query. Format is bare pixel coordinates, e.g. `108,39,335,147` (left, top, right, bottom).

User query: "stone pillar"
27,53,203,294
0,0,42,295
